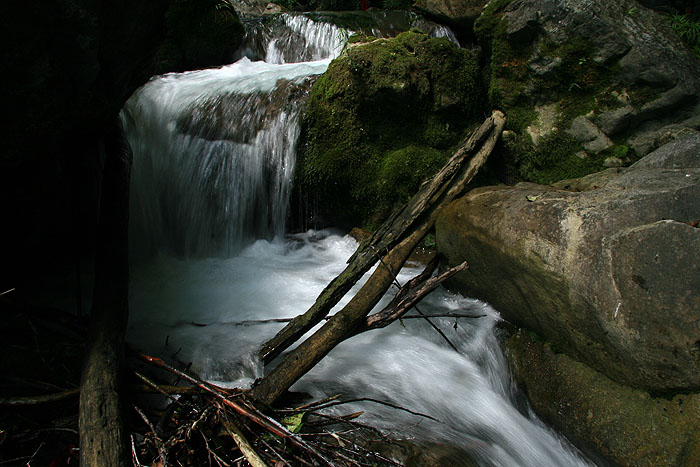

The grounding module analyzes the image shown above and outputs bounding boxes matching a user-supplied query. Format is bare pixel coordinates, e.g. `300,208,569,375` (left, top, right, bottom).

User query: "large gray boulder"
436,135,700,391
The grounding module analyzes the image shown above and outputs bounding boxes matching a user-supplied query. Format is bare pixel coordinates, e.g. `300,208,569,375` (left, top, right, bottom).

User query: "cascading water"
124,12,596,466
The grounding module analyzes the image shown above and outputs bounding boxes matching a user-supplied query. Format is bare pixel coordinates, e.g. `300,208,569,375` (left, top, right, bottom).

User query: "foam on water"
128,231,592,466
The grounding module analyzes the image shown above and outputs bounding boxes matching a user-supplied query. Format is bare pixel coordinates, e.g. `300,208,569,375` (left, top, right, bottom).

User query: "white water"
128,231,592,466
124,13,594,466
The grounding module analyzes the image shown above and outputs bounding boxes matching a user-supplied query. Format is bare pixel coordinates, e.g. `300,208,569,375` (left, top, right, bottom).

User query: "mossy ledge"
295,30,485,229
508,331,700,466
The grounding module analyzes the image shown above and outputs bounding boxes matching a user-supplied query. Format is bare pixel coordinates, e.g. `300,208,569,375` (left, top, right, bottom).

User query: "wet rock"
413,0,488,23
507,331,700,467
436,136,700,392
631,133,700,168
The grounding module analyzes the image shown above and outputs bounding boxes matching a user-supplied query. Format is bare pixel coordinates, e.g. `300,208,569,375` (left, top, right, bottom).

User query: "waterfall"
123,17,341,259
123,11,460,260
125,12,594,466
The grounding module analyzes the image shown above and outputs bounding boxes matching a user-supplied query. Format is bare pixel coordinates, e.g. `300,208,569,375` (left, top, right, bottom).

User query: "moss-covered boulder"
157,0,245,73
507,331,700,466
296,30,484,228
474,0,700,185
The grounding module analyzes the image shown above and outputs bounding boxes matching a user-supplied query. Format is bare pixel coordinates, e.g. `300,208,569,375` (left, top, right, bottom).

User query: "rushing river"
123,12,594,466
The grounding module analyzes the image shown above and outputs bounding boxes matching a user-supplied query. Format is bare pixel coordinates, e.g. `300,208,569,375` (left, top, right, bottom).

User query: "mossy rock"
157,0,244,73
296,30,484,228
474,0,700,185
507,331,700,466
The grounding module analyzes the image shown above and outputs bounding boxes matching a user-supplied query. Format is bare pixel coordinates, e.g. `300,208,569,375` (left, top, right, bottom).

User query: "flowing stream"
123,12,594,466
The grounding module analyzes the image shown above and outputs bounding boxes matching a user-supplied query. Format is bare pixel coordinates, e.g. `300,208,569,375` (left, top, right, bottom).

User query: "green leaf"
281,412,306,433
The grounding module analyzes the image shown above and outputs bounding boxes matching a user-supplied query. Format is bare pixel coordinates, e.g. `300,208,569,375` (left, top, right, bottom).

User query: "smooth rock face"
508,332,700,467
436,136,700,391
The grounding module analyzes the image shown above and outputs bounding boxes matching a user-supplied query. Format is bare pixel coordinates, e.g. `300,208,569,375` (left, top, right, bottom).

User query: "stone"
474,0,700,184
264,3,283,14
526,104,559,145
603,156,623,167
631,134,700,169
436,137,700,392
566,116,613,153
629,124,700,157
413,0,488,22
508,332,700,467
296,30,483,228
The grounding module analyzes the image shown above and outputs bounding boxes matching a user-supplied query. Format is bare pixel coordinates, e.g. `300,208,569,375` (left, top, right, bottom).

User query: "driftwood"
250,110,505,405
360,260,469,332
79,120,132,467
259,110,505,365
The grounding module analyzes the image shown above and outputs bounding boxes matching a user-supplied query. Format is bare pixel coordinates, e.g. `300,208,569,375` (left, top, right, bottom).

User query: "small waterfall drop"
123,14,344,259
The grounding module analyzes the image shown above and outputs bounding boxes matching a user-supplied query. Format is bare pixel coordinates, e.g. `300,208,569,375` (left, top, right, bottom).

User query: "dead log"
259,110,506,365
79,119,132,467
250,110,505,405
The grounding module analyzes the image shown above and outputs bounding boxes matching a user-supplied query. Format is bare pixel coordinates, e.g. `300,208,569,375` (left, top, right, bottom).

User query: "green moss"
519,131,606,185
475,7,630,185
378,145,447,209
508,332,700,466
297,31,484,228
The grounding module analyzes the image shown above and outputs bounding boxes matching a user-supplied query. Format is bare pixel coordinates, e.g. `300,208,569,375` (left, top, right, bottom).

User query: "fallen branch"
140,353,334,467
221,415,269,467
305,397,440,422
79,119,133,466
259,111,504,365
361,261,469,332
250,110,506,405
0,387,80,405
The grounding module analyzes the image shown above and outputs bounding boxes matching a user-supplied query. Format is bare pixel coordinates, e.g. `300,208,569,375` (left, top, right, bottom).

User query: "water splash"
123,59,329,259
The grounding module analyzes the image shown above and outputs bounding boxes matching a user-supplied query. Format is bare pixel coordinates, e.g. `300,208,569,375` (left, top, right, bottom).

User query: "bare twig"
220,415,268,467
132,370,183,405
310,398,439,422
133,404,168,466
140,354,334,467
0,387,80,405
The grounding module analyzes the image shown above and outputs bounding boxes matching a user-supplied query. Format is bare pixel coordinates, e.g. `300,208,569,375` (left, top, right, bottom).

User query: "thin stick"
220,415,268,467
132,370,182,404
232,313,484,327
0,287,15,297
372,252,462,352
199,429,230,467
259,438,292,466
0,387,80,405
133,404,168,466
139,354,333,467
131,434,143,467
310,397,439,422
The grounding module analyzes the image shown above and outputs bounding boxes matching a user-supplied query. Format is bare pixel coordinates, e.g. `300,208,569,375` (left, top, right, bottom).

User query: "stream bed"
123,12,595,466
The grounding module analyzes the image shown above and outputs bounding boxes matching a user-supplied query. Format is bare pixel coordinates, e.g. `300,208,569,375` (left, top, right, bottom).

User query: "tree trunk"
79,119,132,467
250,110,505,405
